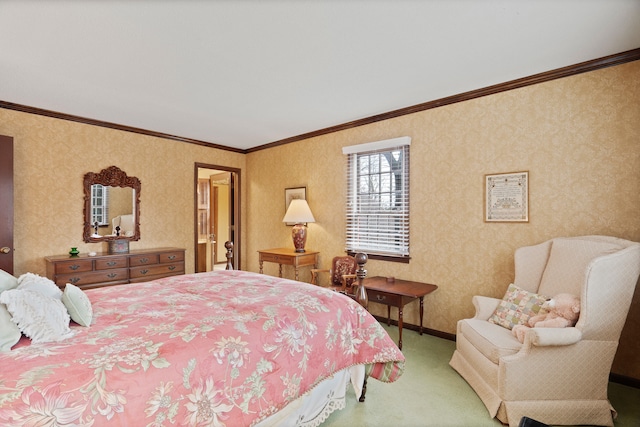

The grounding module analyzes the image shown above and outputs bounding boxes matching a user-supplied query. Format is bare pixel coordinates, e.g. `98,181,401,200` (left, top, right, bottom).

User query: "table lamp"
282,199,315,252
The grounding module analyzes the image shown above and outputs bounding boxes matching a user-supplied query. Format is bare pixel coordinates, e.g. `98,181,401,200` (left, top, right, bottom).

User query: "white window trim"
344,137,411,259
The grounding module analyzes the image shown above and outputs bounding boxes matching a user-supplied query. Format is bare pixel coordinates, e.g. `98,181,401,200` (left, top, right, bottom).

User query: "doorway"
194,164,240,271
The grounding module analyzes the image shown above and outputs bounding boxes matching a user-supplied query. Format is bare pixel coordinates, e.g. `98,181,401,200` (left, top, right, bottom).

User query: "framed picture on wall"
485,171,529,222
284,187,306,225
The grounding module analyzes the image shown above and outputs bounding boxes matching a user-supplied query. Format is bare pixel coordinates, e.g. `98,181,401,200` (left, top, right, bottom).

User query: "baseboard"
374,315,640,389
609,372,640,389
372,315,456,341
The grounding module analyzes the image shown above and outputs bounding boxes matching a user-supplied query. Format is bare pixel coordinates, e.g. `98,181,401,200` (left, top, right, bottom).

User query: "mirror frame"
83,166,141,242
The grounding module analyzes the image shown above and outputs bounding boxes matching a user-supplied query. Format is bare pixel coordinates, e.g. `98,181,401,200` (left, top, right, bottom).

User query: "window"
343,137,411,260
90,184,109,226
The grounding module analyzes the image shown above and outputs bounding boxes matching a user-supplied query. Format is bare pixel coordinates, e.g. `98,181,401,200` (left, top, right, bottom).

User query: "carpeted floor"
323,323,640,427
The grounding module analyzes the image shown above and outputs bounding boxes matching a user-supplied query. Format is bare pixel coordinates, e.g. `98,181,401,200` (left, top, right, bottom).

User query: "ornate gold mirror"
83,166,141,242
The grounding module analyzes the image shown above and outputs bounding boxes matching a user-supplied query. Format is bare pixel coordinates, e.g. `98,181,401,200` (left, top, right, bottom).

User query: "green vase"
69,247,79,257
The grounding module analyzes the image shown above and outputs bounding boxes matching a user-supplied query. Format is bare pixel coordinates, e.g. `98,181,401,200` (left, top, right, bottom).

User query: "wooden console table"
258,248,319,281
363,276,438,350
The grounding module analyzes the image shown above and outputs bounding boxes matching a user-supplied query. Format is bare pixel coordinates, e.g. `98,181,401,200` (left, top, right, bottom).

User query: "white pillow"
17,273,63,300
62,283,93,326
0,289,74,344
0,269,18,293
0,304,21,351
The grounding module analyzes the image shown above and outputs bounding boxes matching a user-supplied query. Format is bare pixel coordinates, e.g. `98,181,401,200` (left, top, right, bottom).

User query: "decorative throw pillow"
489,284,548,330
0,289,74,344
0,269,18,293
0,304,21,351
62,283,93,326
17,273,63,300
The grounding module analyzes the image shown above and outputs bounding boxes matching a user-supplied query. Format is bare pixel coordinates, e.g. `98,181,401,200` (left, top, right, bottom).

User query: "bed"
0,262,404,426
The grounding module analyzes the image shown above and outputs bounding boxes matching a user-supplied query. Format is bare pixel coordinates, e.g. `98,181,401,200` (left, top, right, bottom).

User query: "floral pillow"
488,284,548,330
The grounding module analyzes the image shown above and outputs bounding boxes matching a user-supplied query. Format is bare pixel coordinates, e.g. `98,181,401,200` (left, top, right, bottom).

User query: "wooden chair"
310,255,358,293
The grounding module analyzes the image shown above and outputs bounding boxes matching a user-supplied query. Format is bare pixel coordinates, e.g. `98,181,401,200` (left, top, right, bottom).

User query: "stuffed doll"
512,293,581,343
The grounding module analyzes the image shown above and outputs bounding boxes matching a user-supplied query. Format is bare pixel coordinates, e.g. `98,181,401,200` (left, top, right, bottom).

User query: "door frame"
194,163,241,270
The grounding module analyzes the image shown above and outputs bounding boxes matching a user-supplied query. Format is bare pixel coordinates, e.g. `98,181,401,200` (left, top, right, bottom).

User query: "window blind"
344,137,411,258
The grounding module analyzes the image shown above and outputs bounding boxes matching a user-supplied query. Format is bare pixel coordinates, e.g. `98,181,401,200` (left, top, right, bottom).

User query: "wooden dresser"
45,247,185,290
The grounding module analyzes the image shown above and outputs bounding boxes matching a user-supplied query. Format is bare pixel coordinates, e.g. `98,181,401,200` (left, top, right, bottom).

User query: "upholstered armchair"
449,235,640,427
310,256,358,293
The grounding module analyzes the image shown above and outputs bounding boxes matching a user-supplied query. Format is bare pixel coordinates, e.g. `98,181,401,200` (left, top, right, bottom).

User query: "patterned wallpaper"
246,61,640,379
0,110,247,275
0,60,638,380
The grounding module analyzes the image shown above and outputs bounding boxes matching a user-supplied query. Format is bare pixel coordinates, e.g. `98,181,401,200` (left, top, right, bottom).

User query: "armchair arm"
472,295,501,320
526,327,582,347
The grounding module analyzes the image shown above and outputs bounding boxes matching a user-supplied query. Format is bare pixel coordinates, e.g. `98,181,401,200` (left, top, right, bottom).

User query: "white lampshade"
282,199,315,224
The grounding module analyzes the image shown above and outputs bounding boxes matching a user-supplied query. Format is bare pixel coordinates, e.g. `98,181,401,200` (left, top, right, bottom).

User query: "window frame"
343,137,411,262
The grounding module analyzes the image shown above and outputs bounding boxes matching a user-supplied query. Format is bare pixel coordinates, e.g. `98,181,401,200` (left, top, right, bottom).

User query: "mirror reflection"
89,185,136,238
83,166,141,242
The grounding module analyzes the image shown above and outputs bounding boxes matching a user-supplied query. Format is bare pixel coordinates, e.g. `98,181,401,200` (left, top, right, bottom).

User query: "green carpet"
323,323,640,427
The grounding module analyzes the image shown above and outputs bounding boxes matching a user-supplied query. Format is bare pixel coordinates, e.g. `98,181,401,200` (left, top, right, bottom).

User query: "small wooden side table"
362,276,438,350
258,248,319,281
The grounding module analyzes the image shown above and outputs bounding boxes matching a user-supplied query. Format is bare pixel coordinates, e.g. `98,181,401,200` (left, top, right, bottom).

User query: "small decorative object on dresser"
107,239,130,254
45,247,185,290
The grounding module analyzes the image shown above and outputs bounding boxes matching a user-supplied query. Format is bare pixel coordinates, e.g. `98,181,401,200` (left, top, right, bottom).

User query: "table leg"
278,264,283,278
259,260,264,274
419,296,424,335
398,305,404,350
387,306,391,326
294,266,299,281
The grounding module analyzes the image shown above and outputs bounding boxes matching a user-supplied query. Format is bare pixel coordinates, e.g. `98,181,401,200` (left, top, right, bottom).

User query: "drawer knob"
139,258,149,263
168,266,176,271
140,269,149,275
69,265,80,271
376,295,386,301
107,273,117,279
107,261,117,266
69,277,80,284
168,255,176,260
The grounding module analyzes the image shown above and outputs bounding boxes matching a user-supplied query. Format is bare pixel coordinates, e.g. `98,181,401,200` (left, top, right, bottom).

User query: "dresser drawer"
367,289,403,307
129,254,159,266
159,251,184,263
56,268,129,287
129,262,184,279
53,259,93,275
95,257,128,270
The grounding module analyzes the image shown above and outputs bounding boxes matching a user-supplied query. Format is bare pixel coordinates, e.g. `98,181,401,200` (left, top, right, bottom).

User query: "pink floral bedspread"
0,270,404,426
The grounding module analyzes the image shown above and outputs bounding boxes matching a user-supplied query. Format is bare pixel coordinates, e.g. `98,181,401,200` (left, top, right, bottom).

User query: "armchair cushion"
488,284,549,330
460,319,522,364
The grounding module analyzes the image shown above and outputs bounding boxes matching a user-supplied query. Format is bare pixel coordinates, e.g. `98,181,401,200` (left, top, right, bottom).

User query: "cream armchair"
449,236,640,427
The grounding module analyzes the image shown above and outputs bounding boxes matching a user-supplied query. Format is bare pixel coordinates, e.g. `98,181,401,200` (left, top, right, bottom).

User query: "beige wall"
246,61,640,379
0,109,247,275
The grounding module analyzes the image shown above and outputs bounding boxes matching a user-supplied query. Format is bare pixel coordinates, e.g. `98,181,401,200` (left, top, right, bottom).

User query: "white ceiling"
2,1,639,151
